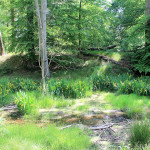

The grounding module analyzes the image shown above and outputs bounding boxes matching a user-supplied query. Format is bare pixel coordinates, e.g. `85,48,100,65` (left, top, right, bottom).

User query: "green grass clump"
35,93,75,109
48,78,92,98
130,121,150,147
106,93,150,118
0,124,91,150
15,91,37,115
76,104,90,111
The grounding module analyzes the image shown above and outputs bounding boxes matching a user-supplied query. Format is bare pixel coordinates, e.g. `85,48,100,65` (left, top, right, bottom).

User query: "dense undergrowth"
0,62,150,117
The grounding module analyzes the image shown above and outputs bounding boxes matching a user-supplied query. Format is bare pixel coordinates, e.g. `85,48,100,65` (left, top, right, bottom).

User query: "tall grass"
15,91,37,115
35,93,75,109
0,124,91,150
106,93,150,118
130,120,150,147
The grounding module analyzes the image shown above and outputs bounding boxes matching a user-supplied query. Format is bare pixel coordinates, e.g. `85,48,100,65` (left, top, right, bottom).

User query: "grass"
0,124,91,150
15,91,75,114
106,93,150,118
35,93,75,109
76,104,90,111
130,120,150,147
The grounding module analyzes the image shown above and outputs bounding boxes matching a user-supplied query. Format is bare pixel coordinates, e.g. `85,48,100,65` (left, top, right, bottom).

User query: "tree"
0,31,5,56
35,0,50,94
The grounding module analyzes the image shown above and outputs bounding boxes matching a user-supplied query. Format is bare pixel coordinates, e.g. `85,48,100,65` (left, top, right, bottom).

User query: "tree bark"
0,31,5,56
41,0,50,79
34,0,50,94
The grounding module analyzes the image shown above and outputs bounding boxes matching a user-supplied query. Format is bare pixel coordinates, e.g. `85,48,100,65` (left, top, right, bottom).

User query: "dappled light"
0,0,150,149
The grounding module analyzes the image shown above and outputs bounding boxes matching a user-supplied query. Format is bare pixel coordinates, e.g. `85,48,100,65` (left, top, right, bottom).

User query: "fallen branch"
87,45,118,51
89,123,114,130
60,124,75,130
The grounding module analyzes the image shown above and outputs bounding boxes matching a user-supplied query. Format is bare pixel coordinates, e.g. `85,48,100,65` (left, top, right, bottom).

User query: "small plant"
15,91,36,114
76,104,90,111
130,120,150,147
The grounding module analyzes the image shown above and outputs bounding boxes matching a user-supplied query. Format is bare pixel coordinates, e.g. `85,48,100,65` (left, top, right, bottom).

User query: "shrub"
48,78,91,98
91,74,116,91
0,78,40,106
130,121,150,147
15,91,36,114
9,78,40,93
118,79,150,96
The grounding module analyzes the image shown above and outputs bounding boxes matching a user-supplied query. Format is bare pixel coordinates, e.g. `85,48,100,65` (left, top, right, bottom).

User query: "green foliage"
92,74,116,91
0,78,40,106
15,91,36,115
129,47,150,74
0,124,91,150
106,93,150,118
130,120,150,147
91,69,150,96
35,93,75,109
48,78,92,98
76,104,90,111
118,78,150,96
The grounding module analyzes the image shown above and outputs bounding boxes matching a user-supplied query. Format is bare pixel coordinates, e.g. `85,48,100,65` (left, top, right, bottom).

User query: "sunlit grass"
34,92,75,109
76,104,90,111
0,124,91,150
105,93,150,118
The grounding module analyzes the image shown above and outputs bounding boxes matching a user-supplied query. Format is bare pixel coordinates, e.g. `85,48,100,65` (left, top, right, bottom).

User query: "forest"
0,0,150,149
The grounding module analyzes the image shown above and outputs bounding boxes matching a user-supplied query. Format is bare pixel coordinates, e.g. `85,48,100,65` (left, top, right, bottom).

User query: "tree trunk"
145,0,150,51
0,32,5,56
41,0,50,79
34,0,50,95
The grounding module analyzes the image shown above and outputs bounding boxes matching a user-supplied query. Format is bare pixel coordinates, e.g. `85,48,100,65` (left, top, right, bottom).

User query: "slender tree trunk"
0,32,5,56
78,0,82,56
41,0,50,79
145,0,150,51
34,0,50,95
